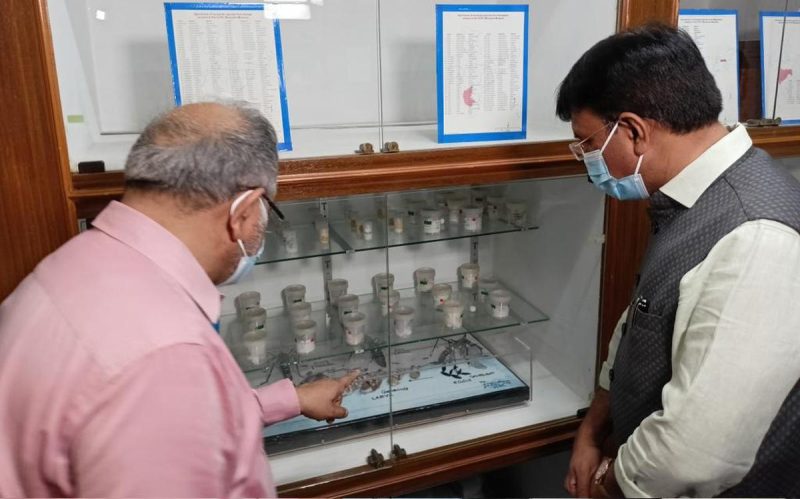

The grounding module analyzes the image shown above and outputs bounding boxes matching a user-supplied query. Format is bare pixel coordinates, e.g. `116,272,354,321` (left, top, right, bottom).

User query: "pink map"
779,68,793,85
463,86,476,107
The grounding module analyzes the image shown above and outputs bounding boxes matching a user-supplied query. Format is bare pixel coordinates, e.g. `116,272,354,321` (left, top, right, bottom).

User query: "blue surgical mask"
583,121,649,201
220,191,267,286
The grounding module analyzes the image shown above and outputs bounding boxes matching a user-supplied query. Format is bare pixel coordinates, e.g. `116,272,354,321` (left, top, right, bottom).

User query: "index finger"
338,370,361,389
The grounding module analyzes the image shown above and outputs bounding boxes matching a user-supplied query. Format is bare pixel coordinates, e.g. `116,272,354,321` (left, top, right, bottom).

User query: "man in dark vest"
556,24,800,498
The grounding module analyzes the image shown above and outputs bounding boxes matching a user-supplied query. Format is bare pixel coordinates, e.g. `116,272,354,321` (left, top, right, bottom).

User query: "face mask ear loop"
634,154,644,175
237,239,248,257
228,190,257,257
600,121,620,153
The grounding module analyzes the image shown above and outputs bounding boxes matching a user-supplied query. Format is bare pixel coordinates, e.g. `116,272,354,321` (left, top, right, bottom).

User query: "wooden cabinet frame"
3,0,799,495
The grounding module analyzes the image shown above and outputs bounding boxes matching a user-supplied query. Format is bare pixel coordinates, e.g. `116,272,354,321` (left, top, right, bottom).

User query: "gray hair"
124,102,278,208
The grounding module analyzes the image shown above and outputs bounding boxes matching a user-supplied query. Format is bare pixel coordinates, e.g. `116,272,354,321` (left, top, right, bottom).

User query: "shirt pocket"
617,304,672,386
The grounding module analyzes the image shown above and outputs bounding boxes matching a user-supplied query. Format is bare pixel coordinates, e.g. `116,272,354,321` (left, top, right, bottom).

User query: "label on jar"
423,219,441,234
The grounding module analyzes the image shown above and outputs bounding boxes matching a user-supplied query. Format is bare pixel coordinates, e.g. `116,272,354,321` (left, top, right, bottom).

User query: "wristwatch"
593,457,616,497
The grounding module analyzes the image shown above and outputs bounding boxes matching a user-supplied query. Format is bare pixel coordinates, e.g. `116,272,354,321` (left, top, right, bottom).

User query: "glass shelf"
330,218,539,254
220,279,548,377
257,223,346,265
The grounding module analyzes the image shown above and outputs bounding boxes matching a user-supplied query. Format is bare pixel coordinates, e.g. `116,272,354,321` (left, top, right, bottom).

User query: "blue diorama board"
164,3,293,150
246,331,529,453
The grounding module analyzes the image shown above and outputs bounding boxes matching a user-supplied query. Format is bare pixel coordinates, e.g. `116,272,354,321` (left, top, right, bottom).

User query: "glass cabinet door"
217,194,396,474
379,177,604,465
679,0,800,127
376,0,619,153
47,0,383,170
213,176,605,485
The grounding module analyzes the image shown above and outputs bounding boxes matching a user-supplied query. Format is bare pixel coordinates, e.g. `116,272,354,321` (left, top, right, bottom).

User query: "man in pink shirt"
0,102,356,497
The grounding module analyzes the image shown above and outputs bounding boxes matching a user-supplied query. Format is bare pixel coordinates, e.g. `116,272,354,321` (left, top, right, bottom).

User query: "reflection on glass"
679,0,800,126
47,0,383,169
378,0,619,151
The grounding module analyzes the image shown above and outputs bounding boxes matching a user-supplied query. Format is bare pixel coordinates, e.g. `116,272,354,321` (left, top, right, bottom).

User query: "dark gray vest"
608,147,800,496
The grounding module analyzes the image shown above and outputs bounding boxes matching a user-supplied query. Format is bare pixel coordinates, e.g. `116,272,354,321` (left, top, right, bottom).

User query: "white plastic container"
489,289,512,318
241,306,267,332
392,306,415,338
337,294,359,322
446,195,467,224
293,319,317,354
234,291,261,318
282,284,306,312
478,277,499,302
362,220,374,240
442,300,464,329
243,329,267,365
288,301,312,324
459,263,480,290
389,211,405,234
326,278,349,305
462,206,483,232
378,289,401,317
486,196,505,221
314,216,330,245
421,208,442,234
372,272,394,298
343,311,367,346
432,283,453,306
406,200,426,224
282,227,299,253
413,267,436,293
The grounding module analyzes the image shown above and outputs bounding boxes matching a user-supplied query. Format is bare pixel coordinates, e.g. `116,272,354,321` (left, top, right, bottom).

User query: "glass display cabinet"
0,0,794,495
216,178,604,486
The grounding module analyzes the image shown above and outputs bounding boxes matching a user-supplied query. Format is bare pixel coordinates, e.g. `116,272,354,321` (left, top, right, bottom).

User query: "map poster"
760,11,800,124
679,10,740,125
436,4,529,143
164,3,293,150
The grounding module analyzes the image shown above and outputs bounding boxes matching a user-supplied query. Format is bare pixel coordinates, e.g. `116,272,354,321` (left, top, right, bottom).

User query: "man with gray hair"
0,102,356,497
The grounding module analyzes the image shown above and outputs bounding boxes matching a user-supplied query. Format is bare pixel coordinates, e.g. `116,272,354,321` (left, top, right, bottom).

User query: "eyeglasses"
262,194,285,221
568,121,615,161
243,186,285,221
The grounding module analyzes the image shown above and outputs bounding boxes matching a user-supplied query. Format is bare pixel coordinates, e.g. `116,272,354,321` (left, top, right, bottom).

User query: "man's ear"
227,189,265,242
617,112,652,156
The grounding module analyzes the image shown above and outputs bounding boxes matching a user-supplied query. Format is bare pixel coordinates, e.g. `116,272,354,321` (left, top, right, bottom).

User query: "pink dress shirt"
0,201,300,497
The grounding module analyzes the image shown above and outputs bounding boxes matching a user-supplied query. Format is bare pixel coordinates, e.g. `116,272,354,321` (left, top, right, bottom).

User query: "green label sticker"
67,115,84,124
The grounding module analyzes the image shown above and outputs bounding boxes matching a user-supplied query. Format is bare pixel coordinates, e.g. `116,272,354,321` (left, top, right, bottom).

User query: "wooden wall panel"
598,0,678,369
0,0,73,300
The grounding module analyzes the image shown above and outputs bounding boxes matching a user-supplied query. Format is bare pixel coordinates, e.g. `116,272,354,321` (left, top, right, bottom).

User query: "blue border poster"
164,3,293,150
759,11,800,125
678,9,740,125
436,4,529,144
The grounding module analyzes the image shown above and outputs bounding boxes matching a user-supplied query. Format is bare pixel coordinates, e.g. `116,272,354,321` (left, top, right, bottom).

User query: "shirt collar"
658,124,753,208
91,201,222,323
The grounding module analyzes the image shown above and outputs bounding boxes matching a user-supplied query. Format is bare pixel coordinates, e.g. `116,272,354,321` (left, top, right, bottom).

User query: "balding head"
124,102,278,209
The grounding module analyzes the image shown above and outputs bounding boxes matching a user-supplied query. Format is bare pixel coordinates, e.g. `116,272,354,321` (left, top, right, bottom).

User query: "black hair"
556,23,723,134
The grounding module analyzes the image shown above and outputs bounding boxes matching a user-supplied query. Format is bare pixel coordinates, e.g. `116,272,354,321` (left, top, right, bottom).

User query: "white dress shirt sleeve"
615,220,800,498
